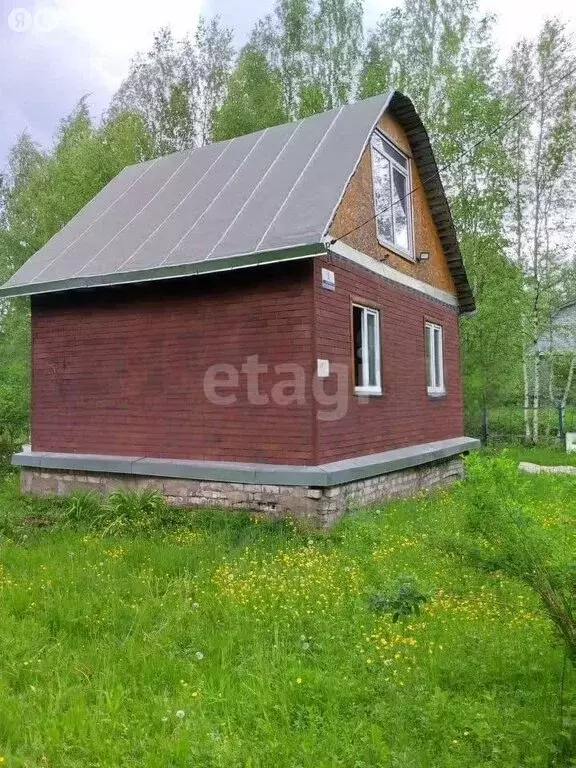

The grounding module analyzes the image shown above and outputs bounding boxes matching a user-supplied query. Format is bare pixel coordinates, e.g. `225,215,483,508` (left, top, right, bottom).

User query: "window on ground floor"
425,321,445,395
353,303,381,395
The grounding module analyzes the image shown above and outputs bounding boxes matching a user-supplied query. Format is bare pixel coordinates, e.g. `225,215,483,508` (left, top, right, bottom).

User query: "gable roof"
0,91,475,313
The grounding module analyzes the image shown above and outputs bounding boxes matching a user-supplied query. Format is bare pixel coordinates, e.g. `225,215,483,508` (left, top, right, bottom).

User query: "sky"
0,0,575,172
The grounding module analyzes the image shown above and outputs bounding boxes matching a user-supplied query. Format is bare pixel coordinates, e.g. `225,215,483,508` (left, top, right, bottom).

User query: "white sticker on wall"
317,359,330,378
321,268,335,290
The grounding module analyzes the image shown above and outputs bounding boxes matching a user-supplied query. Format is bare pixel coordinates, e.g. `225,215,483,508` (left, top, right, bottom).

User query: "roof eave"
0,243,326,299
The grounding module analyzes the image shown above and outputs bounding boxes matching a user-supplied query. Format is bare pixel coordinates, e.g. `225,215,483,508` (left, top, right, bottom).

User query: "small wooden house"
1,92,478,525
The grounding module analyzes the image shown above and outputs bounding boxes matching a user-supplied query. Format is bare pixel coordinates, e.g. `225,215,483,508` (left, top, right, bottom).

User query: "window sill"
427,389,446,399
354,387,383,397
376,236,415,263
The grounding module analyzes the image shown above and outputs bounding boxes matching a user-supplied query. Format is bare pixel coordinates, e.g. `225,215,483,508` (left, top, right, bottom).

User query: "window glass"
434,327,442,387
392,168,409,251
371,131,413,255
425,324,432,388
425,322,444,393
372,149,393,243
353,304,381,393
367,311,377,387
353,305,364,388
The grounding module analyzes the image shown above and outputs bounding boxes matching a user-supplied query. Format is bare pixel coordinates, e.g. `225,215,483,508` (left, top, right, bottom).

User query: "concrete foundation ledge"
13,437,479,487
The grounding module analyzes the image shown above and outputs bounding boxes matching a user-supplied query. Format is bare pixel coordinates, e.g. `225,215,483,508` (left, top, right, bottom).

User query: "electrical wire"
329,61,576,246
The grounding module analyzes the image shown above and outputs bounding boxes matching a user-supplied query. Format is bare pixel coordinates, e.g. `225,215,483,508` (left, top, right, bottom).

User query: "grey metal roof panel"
0,91,475,313
207,108,339,262
260,95,390,252
4,161,154,286
166,126,285,266
105,140,232,274
42,152,190,284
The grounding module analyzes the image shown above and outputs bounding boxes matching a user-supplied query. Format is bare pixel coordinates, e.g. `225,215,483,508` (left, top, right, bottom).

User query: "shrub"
459,453,576,666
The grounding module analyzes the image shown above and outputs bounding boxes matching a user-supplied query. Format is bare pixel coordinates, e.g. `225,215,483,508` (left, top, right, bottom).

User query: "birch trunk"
561,353,576,410
532,352,540,443
523,352,532,441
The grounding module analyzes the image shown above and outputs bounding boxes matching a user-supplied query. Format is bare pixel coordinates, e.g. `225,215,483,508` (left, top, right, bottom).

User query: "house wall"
329,112,457,296
31,260,316,465
313,253,463,463
537,302,576,353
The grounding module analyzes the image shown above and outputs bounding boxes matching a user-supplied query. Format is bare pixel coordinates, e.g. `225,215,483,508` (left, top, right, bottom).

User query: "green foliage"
370,576,428,621
250,0,363,118
62,491,103,526
100,488,169,535
456,453,576,664
213,47,287,141
58,488,200,537
111,20,234,152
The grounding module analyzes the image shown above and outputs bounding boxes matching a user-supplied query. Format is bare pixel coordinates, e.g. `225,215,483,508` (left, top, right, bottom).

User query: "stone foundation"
21,456,464,527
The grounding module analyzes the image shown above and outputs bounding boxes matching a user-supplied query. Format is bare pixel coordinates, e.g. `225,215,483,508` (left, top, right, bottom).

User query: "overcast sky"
0,0,575,172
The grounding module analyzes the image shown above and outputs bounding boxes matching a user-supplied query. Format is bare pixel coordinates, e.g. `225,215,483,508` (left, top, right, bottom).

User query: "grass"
485,443,576,467
0,464,574,767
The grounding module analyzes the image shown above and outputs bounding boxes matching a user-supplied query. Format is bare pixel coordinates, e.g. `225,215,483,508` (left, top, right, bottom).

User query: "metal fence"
465,402,576,445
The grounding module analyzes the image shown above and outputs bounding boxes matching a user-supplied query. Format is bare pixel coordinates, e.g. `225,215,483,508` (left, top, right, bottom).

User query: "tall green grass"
0,465,573,766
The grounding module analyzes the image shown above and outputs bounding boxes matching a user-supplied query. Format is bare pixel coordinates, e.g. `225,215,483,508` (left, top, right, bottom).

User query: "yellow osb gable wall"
329,112,456,296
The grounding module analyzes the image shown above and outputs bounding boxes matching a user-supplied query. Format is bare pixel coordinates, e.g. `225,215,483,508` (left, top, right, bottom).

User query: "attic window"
370,132,413,257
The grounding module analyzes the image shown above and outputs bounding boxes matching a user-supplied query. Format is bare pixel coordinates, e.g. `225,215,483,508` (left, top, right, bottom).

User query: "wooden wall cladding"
329,112,457,296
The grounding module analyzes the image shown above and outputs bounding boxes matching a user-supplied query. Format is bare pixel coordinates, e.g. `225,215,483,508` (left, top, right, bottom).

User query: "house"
0,91,479,525
537,299,576,354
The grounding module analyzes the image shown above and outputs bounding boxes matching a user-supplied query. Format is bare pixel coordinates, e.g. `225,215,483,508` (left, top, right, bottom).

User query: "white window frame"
352,303,382,396
425,322,445,395
370,131,414,259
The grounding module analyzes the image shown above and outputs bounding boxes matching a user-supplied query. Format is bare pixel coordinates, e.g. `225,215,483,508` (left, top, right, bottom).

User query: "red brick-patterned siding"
313,254,463,462
31,260,316,465
30,255,464,466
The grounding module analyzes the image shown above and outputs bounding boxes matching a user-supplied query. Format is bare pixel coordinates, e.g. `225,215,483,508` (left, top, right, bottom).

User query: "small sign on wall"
317,359,330,378
321,268,335,291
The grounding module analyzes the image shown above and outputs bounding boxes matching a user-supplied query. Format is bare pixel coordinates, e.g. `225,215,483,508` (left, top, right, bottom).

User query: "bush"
458,453,576,666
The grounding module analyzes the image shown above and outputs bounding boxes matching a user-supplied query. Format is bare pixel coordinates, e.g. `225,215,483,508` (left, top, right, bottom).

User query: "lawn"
0,459,574,767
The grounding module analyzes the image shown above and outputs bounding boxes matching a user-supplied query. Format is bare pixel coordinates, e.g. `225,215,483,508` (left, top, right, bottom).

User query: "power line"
329,61,576,246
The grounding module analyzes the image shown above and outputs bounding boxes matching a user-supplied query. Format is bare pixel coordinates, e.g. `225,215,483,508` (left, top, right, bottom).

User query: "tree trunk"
523,353,532,442
561,353,576,410
532,352,540,443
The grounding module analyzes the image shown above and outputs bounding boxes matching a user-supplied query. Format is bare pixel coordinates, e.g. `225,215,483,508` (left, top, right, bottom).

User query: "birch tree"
111,20,234,153
503,19,576,442
250,0,363,118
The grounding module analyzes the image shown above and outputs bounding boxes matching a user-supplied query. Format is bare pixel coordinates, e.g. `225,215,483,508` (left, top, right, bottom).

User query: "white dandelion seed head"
176,710,186,719
195,651,204,661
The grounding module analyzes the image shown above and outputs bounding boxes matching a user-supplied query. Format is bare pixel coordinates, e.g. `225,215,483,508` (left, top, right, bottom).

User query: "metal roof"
0,91,475,313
